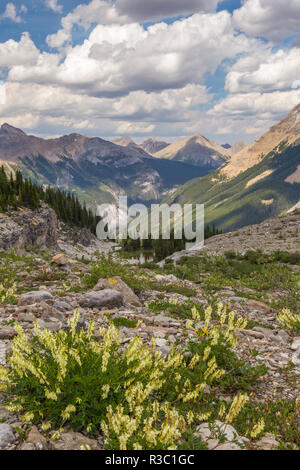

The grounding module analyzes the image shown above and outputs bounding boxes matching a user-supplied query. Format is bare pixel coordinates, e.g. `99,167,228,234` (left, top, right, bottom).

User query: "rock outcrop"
0,204,57,252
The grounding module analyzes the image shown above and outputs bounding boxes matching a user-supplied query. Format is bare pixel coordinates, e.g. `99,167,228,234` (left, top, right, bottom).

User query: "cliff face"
221,103,300,179
0,204,58,252
154,132,231,168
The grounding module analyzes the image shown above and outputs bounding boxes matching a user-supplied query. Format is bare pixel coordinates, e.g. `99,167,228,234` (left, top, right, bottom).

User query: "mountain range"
1,104,299,231
167,104,300,230
114,137,169,155
0,124,223,207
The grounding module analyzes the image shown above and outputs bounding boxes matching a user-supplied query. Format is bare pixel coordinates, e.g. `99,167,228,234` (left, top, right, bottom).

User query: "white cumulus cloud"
233,0,300,41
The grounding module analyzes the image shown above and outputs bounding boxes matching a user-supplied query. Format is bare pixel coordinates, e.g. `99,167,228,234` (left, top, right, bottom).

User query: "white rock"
0,341,6,365
291,338,300,351
215,442,242,450
292,350,300,366
155,338,171,355
255,433,279,450
196,421,244,448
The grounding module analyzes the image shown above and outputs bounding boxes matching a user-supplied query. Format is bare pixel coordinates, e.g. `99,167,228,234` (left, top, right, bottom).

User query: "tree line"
0,166,98,233
121,225,222,261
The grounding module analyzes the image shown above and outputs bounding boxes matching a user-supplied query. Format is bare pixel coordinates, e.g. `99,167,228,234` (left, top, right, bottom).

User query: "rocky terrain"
0,207,299,451
165,210,300,261
0,205,58,253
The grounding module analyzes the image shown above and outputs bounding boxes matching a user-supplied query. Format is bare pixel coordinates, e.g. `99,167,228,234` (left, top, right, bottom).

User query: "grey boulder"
79,289,123,309
18,291,53,306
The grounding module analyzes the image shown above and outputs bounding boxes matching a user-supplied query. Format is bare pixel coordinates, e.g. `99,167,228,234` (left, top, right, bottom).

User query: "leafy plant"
0,306,259,450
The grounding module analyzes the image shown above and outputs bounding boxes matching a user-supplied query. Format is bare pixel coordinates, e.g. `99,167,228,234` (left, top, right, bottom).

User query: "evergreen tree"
0,166,99,233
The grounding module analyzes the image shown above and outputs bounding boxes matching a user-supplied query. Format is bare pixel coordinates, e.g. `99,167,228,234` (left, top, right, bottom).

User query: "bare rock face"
0,204,57,252
76,227,92,247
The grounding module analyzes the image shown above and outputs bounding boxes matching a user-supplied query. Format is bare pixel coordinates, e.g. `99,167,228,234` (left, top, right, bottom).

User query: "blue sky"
0,0,299,144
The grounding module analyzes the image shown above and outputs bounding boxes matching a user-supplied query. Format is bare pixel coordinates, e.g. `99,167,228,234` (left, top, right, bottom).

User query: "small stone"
53,301,72,312
20,442,36,450
291,338,300,351
196,421,243,446
253,327,276,340
18,312,36,323
0,326,17,340
0,406,10,420
26,426,48,450
292,350,300,366
215,442,242,450
76,228,92,247
243,330,265,339
155,338,171,355
51,254,68,266
276,331,290,342
0,424,15,449
255,433,279,450
0,341,6,365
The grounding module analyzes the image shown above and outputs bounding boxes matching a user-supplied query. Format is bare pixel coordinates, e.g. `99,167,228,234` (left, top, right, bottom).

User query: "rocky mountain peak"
221,103,300,179
113,136,137,148
0,123,26,136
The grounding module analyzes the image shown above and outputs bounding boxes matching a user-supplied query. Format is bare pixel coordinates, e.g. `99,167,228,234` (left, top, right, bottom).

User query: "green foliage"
187,339,268,393
121,225,222,262
0,166,98,233
150,251,299,312
1,309,251,449
82,256,196,297
234,398,300,448
112,317,137,328
147,299,205,320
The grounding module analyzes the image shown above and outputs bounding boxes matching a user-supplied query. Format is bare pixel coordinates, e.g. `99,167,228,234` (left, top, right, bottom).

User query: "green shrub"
112,317,137,328
0,306,259,450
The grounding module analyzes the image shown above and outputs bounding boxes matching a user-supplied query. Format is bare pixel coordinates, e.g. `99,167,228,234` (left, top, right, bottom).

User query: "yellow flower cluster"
277,308,300,332
0,282,16,303
250,418,265,439
186,302,248,348
0,305,257,450
103,401,185,450
224,392,249,424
